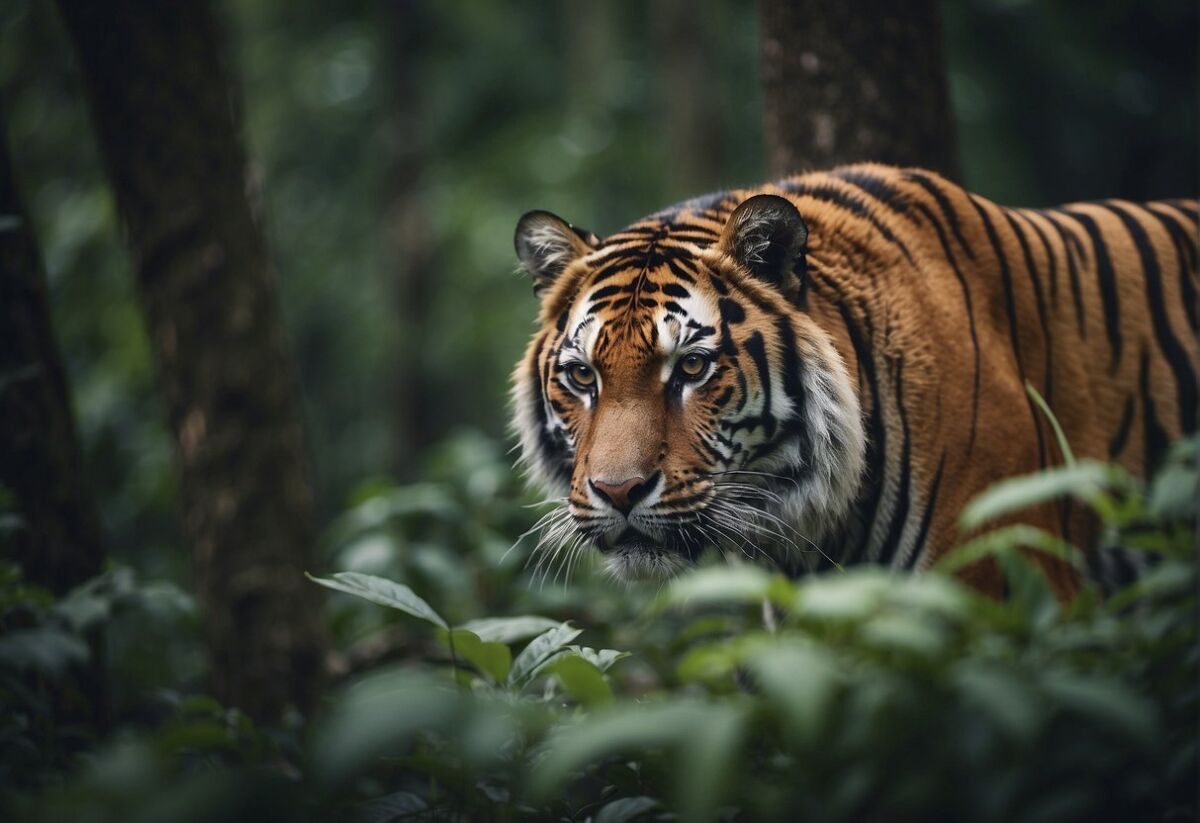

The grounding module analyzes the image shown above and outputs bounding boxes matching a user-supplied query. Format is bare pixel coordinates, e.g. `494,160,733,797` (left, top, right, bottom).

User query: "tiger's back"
510,164,1198,597
781,166,1198,594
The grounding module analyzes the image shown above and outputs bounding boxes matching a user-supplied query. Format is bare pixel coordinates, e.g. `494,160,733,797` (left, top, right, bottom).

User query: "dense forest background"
0,1,1196,820
2,0,1193,578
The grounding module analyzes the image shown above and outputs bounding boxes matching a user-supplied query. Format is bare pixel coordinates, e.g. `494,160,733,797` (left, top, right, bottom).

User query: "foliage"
4,434,1195,822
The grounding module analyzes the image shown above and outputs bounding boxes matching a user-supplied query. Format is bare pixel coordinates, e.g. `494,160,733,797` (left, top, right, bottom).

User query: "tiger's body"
511,164,1198,598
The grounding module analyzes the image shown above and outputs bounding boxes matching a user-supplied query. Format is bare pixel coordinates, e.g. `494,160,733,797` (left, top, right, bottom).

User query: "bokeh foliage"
1,0,1193,584
3,429,1196,821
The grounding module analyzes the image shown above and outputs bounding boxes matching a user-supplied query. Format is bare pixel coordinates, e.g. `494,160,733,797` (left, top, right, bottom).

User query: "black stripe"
971,197,1047,468
1041,211,1088,337
911,199,980,449
1144,204,1198,331
1103,202,1197,434
1020,210,1060,305
837,303,885,567
1004,209,1055,405
902,170,976,261
875,359,912,566
1138,348,1170,474
970,197,1029,378
779,181,917,266
741,332,777,438
1108,394,1135,460
1057,208,1123,372
833,168,910,215
905,453,946,570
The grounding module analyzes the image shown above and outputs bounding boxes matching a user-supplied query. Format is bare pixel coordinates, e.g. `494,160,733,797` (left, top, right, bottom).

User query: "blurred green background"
0,0,1194,589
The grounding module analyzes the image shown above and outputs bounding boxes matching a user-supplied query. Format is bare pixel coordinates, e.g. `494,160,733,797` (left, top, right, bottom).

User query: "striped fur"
511,164,1199,597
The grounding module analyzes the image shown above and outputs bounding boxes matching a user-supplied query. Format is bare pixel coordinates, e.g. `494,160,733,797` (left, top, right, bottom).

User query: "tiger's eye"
568,362,596,388
679,353,709,379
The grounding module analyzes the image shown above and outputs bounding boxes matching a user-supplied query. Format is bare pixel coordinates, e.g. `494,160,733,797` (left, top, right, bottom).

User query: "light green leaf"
507,623,582,687
936,524,1083,575
570,646,631,673
791,571,892,622
458,615,560,644
437,628,512,683
1026,381,1075,467
593,796,660,823
0,626,89,676
306,572,446,629
744,641,840,740
549,654,612,705
531,701,711,797
958,461,1121,530
663,563,773,609
312,668,458,787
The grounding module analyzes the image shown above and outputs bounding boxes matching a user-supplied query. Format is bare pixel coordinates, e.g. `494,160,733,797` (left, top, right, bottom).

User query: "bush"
3,433,1196,822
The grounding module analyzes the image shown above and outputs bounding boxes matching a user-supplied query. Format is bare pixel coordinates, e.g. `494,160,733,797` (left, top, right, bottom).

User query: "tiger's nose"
589,473,659,516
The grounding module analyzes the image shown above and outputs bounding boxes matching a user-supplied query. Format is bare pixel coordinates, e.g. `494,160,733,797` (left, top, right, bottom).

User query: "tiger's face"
511,194,865,580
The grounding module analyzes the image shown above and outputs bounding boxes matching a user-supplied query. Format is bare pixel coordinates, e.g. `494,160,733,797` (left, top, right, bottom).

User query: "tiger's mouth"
594,527,702,580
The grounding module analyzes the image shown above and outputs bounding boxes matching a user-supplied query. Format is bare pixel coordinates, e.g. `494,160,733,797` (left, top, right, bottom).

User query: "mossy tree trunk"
55,0,326,720
758,0,960,178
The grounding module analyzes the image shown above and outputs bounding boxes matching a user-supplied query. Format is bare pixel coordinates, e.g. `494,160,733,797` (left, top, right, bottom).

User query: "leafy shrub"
3,433,1196,822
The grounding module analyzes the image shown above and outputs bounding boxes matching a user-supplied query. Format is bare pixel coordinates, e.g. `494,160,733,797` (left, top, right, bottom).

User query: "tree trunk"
652,0,726,194
1,94,109,733
0,96,104,595
383,0,439,477
758,0,960,179
55,0,325,720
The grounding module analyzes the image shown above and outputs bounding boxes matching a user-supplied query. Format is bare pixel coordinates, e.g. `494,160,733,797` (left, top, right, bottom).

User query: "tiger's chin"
597,531,692,581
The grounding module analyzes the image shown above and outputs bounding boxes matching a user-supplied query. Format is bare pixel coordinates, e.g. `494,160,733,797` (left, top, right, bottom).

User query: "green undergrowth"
2,432,1196,822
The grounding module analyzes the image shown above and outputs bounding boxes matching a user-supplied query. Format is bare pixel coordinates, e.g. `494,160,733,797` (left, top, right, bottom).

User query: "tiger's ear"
718,194,808,293
514,210,599,296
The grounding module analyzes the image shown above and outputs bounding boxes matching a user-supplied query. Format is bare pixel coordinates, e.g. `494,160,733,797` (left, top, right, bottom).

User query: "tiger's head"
511,193,865,580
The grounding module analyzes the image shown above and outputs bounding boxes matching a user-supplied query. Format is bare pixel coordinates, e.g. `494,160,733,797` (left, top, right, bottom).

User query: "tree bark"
56,0,325,720
652,0,726,194
383,0,439,477
0,96,104,596
758,0,960,179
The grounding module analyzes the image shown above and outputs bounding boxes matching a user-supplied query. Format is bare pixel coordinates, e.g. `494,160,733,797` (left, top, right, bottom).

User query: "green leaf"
593,796,661,823
952,662,1043,742
791,571,893,622
996,550,1060,629
1026,381,1075,467
744,641,840,740
549,654,612,705
457,615,560,644
507,623,582,687
312,668,457,787
438,628,511,683
958,461,1121,530
1039,672,1157,747
306,571,446,629
936,524,1083,575
662,563,773,609
675,703,746,823
531,701,712,797
570,646,631,673
0,626,89,676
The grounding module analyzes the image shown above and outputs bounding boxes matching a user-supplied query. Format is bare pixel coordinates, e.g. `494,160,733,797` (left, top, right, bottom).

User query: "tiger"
510,164,1199,599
